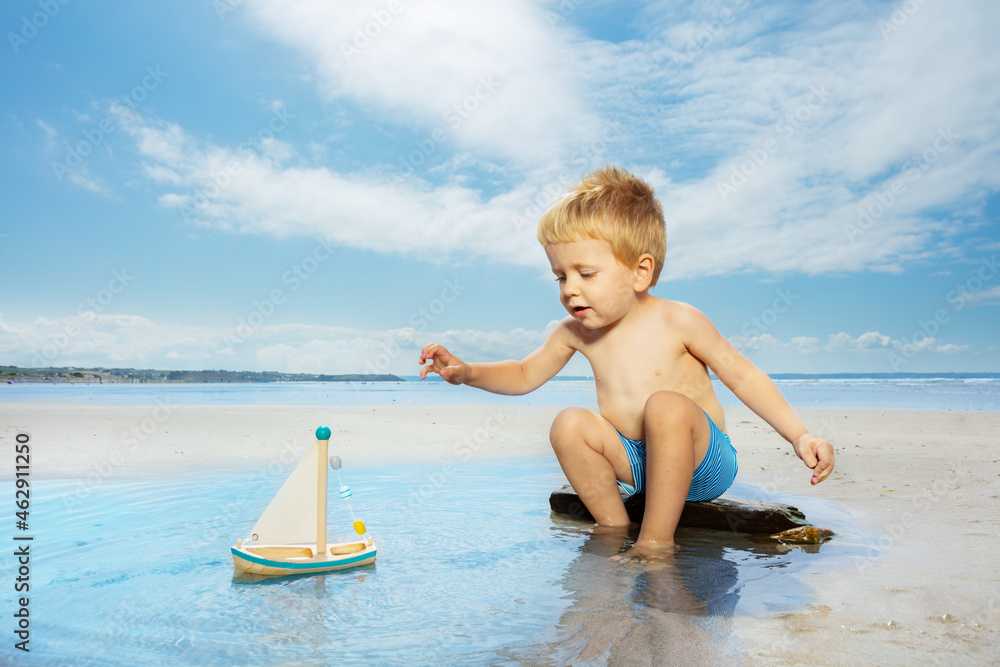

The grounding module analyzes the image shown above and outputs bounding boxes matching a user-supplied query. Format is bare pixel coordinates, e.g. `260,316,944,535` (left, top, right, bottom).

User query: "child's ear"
634,254,655,291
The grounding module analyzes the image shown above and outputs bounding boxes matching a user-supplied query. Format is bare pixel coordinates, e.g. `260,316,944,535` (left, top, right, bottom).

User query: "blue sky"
1,0,998,375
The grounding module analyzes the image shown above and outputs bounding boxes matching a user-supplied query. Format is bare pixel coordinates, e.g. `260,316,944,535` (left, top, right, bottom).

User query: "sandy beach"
3,401,999,664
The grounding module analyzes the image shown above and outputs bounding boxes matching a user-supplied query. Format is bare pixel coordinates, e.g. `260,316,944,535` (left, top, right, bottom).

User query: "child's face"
544,238,641,329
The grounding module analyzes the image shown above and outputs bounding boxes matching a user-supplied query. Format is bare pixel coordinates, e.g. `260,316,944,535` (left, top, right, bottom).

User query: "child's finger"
419,351,444,380
811,459,831,484
810,444,834,484
798,444,818,469
419,343,438,364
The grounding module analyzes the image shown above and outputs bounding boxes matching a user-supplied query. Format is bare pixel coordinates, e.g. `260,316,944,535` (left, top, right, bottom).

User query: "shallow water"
3,375,1000,410
3,458,870,665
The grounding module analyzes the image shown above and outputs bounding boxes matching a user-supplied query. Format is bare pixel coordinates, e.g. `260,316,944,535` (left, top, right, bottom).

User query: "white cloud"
826,331,894,352
36,119,58,149
960,285,1000,307
583,0,1000,279
0,312,552,376
114,105,546,266
2,311,980,374
67,167,114,197
107,0,1000,281
728,333,819,355
242,0,600,165
731,329,977,359
430,326,549,362
824,330,968,356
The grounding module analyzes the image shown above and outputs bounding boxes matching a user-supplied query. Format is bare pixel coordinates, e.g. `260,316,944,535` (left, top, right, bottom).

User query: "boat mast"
315,426,331,556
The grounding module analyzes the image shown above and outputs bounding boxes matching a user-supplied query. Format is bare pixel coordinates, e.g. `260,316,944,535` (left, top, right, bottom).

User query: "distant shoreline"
4,364,999,385
1,365,403,384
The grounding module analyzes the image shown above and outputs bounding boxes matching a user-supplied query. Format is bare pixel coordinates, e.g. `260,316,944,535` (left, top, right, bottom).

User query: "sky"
1,0,999,376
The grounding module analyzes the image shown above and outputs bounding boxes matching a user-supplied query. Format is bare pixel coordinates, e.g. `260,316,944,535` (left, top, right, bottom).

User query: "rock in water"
549,485,820,535
763,526,835,544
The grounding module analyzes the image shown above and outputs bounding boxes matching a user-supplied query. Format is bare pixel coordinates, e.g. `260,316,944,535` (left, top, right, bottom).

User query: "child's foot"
581,523,633,557
611,540,677,564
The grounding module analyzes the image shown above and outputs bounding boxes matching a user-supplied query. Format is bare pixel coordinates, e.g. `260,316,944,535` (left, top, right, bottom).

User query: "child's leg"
626,391,711,559
549,407,633,526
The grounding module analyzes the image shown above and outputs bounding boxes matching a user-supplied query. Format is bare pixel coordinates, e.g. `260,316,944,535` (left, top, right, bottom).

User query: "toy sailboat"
231,426,376,576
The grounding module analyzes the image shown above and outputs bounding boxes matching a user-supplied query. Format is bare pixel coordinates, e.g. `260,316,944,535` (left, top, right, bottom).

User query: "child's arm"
419,320,577,396
675,303,835,485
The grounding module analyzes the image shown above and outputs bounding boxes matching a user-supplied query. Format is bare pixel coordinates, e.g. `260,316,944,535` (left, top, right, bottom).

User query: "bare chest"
580,327,711,427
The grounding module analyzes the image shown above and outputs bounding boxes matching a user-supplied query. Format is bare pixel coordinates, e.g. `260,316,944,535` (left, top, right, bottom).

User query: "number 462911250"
15,433,30,527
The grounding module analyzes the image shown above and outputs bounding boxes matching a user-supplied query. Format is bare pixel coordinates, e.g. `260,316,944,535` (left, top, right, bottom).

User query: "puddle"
2,459,870,665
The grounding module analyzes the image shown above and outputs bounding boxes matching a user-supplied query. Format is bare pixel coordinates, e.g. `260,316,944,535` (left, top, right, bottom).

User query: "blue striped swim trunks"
609,411,738,502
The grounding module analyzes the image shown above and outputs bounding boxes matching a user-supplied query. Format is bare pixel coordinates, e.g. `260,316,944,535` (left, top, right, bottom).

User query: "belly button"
654,369,662,376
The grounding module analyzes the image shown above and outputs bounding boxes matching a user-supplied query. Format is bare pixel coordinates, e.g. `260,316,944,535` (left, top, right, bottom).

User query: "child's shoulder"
648,297,704,319
647,298,718,332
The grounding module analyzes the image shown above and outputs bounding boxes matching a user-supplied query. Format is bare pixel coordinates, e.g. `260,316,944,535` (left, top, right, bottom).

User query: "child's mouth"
573,306,590,316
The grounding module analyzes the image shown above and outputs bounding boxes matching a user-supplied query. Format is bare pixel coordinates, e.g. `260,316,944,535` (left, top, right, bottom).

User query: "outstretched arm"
725,364,834,485
678,304,835,485
419,320,577,396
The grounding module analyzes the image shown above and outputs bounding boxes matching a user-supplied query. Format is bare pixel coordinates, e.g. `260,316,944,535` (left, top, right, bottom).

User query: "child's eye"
554,276,566,283
580,272,595,279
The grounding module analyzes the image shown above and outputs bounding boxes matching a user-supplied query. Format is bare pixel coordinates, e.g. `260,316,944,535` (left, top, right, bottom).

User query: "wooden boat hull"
232,539,377,576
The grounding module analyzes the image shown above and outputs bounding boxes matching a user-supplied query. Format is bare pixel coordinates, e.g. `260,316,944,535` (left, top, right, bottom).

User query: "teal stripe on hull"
232,547,376,570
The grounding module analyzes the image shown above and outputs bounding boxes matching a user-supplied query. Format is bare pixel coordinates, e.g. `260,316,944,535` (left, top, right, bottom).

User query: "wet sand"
3,402,998,664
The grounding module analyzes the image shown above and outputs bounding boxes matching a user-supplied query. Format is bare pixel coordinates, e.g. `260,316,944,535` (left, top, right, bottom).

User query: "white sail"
248,439,322,545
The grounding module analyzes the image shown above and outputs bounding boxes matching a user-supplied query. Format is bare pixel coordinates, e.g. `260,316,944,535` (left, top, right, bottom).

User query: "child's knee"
549,407,593,447
643,390,699,427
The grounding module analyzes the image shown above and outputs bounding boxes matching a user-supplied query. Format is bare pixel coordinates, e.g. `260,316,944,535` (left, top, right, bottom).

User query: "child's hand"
792,433,835,485
419,343,471,385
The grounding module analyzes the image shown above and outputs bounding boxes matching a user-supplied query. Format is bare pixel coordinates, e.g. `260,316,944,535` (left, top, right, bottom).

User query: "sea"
2,373,997,664
3,373,999,411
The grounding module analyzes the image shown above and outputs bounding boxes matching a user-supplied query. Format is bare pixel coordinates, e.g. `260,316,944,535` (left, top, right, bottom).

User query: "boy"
419,166,834,561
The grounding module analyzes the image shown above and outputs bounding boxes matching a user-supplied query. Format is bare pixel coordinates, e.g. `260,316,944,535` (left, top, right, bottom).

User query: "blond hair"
537,165,666,286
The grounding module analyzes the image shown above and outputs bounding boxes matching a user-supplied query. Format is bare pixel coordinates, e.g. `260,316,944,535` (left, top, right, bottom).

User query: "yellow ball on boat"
353,519,366,535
